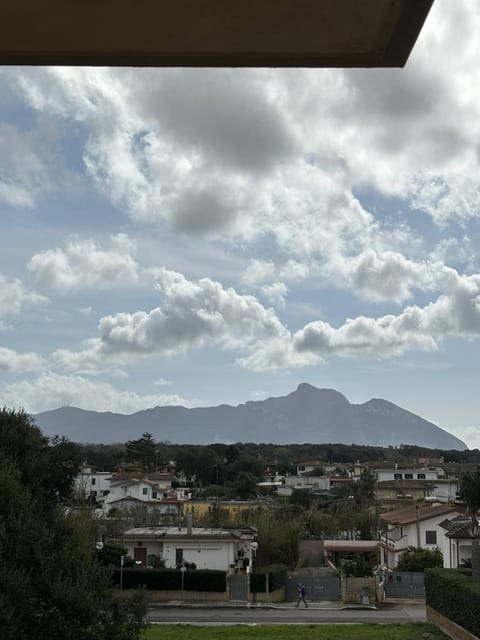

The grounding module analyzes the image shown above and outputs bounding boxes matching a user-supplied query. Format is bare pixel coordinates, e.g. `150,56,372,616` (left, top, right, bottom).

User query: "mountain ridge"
33,383,467,449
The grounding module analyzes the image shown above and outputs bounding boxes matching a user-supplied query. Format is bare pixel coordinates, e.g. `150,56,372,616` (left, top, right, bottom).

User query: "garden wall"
427,606,479,640
341,576,377,604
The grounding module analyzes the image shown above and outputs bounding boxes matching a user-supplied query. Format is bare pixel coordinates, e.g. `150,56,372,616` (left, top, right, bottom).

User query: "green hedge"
250,572,266,593
250,569,286,593
268,569,286,592
113,568,226,592
425,568,480,635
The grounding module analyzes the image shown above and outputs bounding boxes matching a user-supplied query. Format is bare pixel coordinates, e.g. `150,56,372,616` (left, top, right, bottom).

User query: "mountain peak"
34,385,468,449
296,382,317,392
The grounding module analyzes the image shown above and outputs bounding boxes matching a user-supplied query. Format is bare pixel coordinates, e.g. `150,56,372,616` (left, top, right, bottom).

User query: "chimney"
186,511,193,535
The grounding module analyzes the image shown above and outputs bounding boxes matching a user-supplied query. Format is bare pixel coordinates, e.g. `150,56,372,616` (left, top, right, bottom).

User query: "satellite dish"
96,541,104,550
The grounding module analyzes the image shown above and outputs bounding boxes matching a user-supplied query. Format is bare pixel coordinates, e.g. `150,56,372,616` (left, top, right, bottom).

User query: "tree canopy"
0,408,145,640
397,546,443,572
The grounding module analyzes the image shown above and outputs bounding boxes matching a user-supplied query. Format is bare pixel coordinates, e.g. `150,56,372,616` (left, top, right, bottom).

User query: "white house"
74,467,112,504
379,503,464,568
429,478,459,503
440,515,479,568
108,477,165,503
112,523,258,571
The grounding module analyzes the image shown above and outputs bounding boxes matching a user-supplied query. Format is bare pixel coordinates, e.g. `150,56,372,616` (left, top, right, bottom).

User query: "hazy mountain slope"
33,383,467,449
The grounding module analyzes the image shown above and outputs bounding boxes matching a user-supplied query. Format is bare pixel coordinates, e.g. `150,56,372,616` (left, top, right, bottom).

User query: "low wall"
427,606,479,640
146,590,228,602
341,577,377,604
251,587,285,603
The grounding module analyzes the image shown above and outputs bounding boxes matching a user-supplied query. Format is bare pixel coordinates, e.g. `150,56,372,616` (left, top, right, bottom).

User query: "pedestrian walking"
296,583,308,607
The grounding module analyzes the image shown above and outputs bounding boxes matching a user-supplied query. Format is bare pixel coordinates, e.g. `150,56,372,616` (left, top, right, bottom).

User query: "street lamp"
120,554,125,591
251,541,259,605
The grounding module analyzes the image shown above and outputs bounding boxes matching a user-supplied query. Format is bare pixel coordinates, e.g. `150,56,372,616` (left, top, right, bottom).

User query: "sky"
1,0,480,448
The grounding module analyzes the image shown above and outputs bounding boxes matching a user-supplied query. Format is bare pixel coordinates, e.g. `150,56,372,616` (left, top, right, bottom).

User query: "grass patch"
144,624,449,640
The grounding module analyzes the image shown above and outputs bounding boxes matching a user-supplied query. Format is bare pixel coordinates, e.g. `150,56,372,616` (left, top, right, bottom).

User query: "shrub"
397,546,443,572
268,569,287,592
425,568,480,636
112,569,226,592
341,554,373,577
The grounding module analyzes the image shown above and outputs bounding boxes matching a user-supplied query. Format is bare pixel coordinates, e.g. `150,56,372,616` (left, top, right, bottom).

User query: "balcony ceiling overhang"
0,0,434,68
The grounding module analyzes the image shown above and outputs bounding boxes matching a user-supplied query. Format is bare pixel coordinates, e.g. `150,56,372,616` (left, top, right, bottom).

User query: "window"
103,490,110,496
142,487,148,495
176,548,183,566
152,491,157,499
394,473,402,480
425,530,437,545
91,478,96,485
404,473,413,479
417,473,426,479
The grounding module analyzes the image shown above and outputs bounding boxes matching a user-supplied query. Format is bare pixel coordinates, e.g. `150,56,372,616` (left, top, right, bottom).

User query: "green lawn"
144,623,449,640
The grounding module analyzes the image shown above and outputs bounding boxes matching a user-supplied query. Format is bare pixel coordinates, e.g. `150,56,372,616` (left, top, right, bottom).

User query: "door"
230,575,248,601
134,547,147,566
384,571,425,599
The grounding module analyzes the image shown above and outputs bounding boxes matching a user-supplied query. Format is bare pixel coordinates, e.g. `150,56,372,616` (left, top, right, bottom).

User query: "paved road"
146,603,426,625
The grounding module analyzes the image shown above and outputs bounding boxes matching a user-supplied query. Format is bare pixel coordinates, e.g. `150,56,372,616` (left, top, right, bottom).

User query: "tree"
175,445,217,486
229,471,258,499
290,489,312,509
458,466,480,579
459,467,480,529
353,469,377,509
0,408,145,640
397,546,443,572
341,554,374,577
253,507,304,568
125,432,158,471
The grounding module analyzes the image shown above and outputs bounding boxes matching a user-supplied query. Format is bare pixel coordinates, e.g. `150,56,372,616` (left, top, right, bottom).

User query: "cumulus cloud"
291,269,480,360
346,250,435,304
44,269,288,374
9,3,480,238
238,268,480,370
259,282,289,308
98,268,286,356
0,123,51,208
28,234,138,293
0,274,48,316
1,372,188,414
4,2,480,424
50,339,126,377
0,347,45,372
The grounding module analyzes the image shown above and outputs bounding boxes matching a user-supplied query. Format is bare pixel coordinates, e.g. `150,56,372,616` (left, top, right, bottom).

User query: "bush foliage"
425,568,480,636
397,547,443,572
113,569,226,592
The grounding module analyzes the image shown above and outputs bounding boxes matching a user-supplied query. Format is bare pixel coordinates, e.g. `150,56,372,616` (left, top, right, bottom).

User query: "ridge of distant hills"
33,383,467,450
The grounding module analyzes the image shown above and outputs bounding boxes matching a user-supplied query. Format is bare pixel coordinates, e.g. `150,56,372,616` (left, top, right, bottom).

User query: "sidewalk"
147,600,379,610
147,598,426,611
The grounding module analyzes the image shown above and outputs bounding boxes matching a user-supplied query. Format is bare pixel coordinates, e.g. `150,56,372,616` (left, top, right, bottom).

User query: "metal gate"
384,571,425,599
230,574,248,601
286,569,341,602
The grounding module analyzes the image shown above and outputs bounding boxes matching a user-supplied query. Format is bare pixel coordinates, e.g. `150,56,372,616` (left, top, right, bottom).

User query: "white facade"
375,467,443,482
380,504,463,568
441,516,478,569
108,479,160,503
429,479,459,503
114,525,257,571
284,475,330,491
104,476,180,511
443,535,473,569
74,468,111,502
